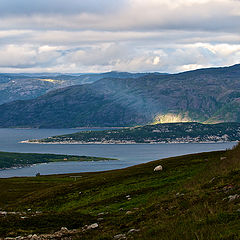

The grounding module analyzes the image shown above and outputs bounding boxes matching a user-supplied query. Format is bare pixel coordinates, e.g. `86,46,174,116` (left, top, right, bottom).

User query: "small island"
26,122,240,144
0,151,116,170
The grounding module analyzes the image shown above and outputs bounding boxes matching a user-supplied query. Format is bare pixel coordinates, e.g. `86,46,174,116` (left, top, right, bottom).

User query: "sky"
0,0,239,73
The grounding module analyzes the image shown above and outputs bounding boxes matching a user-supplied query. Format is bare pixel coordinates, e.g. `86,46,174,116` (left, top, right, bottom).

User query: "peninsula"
26,122,240,144
0,151,115,170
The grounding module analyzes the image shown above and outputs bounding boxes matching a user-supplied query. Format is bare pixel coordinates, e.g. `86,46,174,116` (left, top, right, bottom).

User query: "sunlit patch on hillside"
35,79,63,83
152,112,192,124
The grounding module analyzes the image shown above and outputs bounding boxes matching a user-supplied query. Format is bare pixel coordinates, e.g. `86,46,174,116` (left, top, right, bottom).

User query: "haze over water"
0,128,237,178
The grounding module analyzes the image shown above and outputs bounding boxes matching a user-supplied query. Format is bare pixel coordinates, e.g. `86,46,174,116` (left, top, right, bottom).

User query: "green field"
0,144,239,239
0,151,115,169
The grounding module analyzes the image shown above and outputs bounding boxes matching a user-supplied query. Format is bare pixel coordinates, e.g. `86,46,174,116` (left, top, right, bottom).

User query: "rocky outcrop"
2,223,100,240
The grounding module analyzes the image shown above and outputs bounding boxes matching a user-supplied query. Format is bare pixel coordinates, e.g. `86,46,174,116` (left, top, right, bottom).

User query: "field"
0,144,239,239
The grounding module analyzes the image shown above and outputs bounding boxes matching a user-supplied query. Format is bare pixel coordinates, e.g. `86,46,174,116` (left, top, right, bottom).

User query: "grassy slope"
0,151,114,169
0,145,239,239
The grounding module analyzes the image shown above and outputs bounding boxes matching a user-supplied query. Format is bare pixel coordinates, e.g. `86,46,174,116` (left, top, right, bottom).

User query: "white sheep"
154,165,163,171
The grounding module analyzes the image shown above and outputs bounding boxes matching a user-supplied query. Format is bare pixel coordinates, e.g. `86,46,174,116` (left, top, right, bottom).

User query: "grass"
0,144,239,239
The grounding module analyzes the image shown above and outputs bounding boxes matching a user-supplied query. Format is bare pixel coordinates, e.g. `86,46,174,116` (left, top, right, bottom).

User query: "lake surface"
0,128,237,178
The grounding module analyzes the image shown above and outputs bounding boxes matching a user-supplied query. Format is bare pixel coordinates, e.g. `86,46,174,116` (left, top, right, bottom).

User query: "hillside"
30,122,240,144
0,64,240,128
0,71,150,105
0,143,239,239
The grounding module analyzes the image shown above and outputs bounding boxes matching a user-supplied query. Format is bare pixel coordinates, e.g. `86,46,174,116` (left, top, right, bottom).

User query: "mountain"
0,71,152,105
0,64,239,128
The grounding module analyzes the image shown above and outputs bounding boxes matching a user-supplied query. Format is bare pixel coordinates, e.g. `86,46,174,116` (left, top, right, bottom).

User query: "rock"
31,234,38,239
127,229,140,234
97,212,105,216
114,233,126,239
209,177,215,183
154,165,163,171
223,185,234,192
97,218,104,221
126,211,133,215
127,198,131,200
220,157,227,160
176,192,185,197
87,223,99,230
126,195,130,198
228,194,239,202
60,227,69,233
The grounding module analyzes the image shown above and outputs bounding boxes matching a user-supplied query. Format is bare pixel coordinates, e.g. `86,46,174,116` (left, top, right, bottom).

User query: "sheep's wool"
154,165,163,171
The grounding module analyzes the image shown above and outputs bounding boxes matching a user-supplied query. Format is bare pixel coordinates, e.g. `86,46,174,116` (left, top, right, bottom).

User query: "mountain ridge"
0,71,155,105
0,64,239,128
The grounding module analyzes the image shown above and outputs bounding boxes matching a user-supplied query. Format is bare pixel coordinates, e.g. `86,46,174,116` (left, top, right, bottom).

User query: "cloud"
0,0,126,15
0,0,239,32
0,0,238,32
0,42,238,73
0,44,61,68
0,0,239,73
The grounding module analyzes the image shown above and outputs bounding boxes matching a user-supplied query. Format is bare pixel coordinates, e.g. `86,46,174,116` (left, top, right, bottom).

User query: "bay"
0,128,237,178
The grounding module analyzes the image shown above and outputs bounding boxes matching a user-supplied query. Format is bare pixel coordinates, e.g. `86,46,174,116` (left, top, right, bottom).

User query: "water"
0,128,237,178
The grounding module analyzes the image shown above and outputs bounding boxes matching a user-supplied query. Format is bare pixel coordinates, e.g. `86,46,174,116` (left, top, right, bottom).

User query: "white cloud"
0,0,239,73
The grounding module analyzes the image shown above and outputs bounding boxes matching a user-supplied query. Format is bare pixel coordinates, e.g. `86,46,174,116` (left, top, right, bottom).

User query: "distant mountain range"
0,64,239,128
0,71,155,105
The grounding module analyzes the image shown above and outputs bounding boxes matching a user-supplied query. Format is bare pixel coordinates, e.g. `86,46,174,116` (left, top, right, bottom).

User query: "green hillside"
0,144,239,239
32,122,240,144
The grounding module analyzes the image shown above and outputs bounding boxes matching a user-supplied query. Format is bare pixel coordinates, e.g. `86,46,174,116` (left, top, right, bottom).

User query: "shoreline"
0,126,126,130
0,158,117,171
21,140,239,145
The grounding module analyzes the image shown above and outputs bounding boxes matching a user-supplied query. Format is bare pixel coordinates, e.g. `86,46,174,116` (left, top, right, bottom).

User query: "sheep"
154,165,163,171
